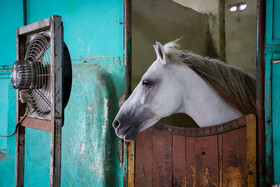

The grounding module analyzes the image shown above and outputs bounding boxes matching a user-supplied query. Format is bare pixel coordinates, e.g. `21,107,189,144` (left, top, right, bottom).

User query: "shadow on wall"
132,0,214,127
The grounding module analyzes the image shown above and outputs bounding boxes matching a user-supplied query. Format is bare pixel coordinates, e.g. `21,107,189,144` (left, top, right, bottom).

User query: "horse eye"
142,80,151,86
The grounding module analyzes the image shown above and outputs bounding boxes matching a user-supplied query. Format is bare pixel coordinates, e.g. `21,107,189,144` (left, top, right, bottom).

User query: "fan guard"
12,33,72,117
21,34,51,115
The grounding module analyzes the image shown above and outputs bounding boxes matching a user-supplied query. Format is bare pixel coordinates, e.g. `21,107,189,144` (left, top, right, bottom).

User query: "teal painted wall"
0,0,23,186
0,0,127,186
265,0,280,184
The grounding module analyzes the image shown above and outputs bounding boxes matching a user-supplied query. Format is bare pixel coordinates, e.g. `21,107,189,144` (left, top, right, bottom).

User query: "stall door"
0,0,129,186
264,0,280,184
135,115,256,186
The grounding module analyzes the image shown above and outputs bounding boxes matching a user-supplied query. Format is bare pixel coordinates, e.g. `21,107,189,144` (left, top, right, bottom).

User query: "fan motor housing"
11,60,37,89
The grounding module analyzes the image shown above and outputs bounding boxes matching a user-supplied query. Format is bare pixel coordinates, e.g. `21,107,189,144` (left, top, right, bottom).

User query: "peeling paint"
72,56,122,66
223,166,245,187
104,97,108,123
118,92,126,107
191,166,196,187
203,168,210,186
80,143,85,155
87,105,92,111
0,151,6,160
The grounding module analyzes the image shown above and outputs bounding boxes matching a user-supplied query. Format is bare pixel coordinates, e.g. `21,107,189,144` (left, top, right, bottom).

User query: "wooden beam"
21,117,51,132
246,115,257,186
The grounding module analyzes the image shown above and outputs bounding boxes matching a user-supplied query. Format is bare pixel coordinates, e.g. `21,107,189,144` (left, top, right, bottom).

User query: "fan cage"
20,34,52,116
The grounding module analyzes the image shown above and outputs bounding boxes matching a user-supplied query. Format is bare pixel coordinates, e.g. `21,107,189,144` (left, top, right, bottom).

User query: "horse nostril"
112,120,120,129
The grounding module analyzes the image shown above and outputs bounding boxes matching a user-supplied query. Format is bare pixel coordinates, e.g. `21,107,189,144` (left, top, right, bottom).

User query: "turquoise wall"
0,0,23,186
0,0,127,186
264,0,280,184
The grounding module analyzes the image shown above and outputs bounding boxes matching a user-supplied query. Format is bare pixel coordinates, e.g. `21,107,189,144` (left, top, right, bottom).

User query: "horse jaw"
174,62,243,127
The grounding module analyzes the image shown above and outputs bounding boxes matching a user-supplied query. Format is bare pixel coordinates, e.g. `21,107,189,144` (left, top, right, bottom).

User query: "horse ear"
154,41,169,65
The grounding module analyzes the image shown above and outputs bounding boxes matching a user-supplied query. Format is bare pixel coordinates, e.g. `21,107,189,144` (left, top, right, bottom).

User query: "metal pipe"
124,0,133,186
219,0,226,61
124,0,131,99
23,0,27,25
256,0,266,185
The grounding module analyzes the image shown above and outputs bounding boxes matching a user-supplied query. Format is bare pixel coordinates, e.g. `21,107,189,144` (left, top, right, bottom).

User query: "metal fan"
11,32,72,120
10,16,70,186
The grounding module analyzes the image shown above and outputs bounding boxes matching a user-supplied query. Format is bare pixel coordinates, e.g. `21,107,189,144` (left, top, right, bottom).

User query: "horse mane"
163,40,256,115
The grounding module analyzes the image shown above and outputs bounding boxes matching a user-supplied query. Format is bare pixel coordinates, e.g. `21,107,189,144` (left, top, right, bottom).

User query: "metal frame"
15,15,64,187
256,0,266,185
124,0,134,186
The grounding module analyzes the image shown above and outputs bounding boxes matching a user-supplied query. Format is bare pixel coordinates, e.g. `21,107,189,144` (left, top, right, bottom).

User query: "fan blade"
34,89,51,107
35,43,50,61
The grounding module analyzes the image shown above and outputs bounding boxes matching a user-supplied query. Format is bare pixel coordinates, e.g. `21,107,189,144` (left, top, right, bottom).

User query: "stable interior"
132,0,257,127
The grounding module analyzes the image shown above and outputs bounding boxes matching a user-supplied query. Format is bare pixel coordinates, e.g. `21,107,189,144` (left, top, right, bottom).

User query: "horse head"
112,41,183,141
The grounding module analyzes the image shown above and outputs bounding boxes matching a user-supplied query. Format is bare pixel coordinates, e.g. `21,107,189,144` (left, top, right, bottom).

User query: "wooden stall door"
135,114,256,186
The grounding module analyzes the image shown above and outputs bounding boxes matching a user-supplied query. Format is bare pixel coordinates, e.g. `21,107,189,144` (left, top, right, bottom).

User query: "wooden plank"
21,117,51,132
128,141,135,187
246,115,257,186
135,128,153,187
152,129,172,187
172,135,186,186
186,136,218,187
222,127,247,186
218,134,223,187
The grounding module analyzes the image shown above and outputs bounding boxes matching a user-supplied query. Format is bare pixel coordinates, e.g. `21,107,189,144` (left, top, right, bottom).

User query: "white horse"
112,40,256,141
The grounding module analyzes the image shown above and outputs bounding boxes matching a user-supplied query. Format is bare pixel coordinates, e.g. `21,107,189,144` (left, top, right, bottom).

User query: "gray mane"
163,40,256,115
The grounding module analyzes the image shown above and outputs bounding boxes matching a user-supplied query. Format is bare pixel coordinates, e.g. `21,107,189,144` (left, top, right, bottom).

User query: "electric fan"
11,32,72,120
11,16,71,187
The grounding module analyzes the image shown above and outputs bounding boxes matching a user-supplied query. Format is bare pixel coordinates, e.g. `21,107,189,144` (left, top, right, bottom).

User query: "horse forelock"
163,40,256,115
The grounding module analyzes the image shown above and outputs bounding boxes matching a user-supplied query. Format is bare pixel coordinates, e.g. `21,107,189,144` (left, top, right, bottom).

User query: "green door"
264,0,280,184
0,0,129,186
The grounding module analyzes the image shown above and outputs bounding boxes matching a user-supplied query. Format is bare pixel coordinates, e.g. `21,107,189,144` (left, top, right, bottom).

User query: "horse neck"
175,63,243,127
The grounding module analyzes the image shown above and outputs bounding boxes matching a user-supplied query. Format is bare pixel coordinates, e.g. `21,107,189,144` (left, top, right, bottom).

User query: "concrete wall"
173,0,223,59
132,0,210,126
132,0,210,89
225,0,257,77
174,0,257,77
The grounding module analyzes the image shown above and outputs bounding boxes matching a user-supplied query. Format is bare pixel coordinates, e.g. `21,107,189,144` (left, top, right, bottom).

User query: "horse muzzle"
112,118,137,142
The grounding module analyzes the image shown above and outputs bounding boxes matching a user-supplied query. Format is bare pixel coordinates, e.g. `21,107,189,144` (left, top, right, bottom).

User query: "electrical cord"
0,109,29,138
